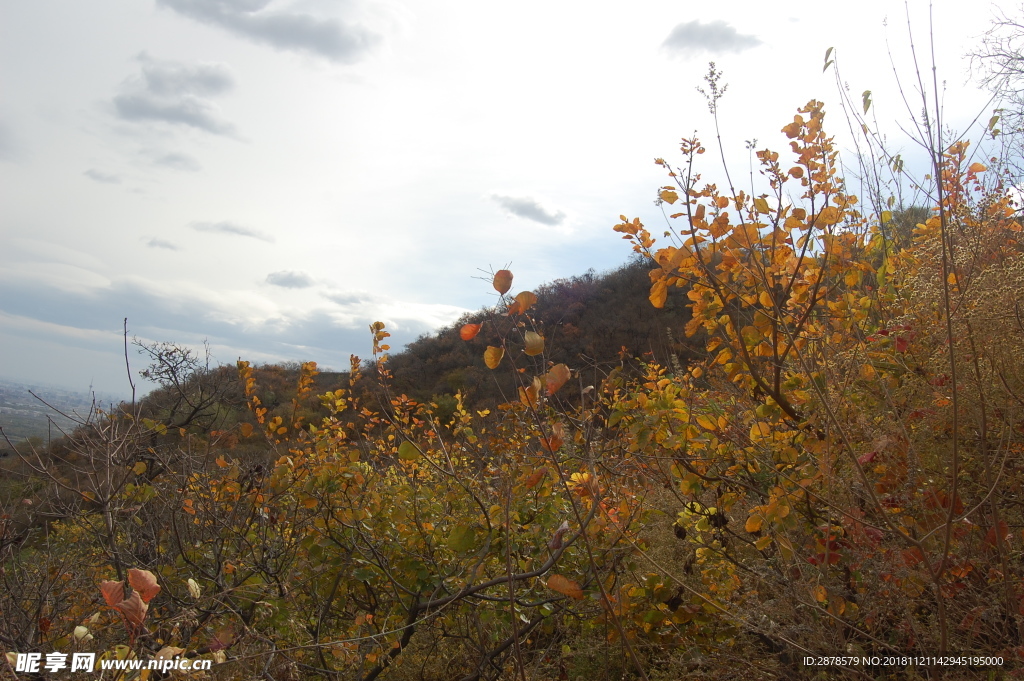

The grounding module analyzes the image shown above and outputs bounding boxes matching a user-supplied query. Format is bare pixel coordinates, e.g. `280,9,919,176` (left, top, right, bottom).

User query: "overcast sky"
0,0,1004,396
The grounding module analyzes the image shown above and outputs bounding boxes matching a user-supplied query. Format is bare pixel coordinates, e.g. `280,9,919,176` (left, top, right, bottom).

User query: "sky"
0,0,1007,397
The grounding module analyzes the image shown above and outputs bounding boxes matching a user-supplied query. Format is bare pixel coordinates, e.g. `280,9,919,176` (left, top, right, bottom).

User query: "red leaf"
128,568,161,603
210,625,234,652
548,520,570,550
902,547,925,567
984,521,1010,549
525,468,547,489
116,591,149,630
857,451,877,465
100,580,125,608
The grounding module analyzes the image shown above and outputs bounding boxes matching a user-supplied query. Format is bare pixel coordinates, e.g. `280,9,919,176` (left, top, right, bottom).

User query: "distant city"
0,377,128,448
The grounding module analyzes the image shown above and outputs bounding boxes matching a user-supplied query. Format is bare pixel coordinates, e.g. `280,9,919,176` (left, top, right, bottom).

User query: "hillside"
381,257,699,409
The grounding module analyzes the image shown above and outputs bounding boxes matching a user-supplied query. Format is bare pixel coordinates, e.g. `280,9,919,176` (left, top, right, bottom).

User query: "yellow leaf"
547,574,584,600
947,273,958,285
493,270,513,294
695,415,717,431
754,535,772,550
524,331,544,356
484,346,505,369
813,585,827,603
239,423,253,438
968,162,987,173
660,188,678,204
649,279,668,308
817,206,841,226
745,514,763,533
133,462,147,476
749,422,771,441
753,197,770,214
758,291,774,308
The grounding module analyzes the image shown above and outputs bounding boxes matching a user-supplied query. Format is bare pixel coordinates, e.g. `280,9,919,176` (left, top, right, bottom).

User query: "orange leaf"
540,435,563,452
744,514,763,533
100,580,125,608
127,569,161,603
239,423,253,438
547,574,584,600
460,323,482,340
544,364,570,394
524,331,544,356
968,162,987,173
484,346,505,369
519,378,541,407
511,290,537,315
493,270,513,294
525,467,548,489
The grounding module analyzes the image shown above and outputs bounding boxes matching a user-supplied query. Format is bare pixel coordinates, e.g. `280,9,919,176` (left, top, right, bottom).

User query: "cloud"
266,270,314,288
323,291,372,306
145,238,179,250
491,194,566,226
84,169,121,184
0,274,466,394
113,54,236,135
661,20,761,57
191,220,273,242
152,152,202,171
157,0,380,63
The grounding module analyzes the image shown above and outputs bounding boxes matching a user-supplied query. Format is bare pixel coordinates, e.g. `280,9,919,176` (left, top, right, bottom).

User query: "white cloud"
191,220,273,242
84,168,121,184
266,270,314,288
112,54,237,135
662,20,761,57
157,0,380,63
491,194,566,226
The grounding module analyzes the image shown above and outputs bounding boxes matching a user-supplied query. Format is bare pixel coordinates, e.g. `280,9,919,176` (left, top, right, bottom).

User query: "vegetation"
3,31,1024,681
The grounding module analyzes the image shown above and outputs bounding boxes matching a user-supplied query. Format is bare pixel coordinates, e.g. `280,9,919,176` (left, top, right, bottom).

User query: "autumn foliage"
3,84,1024,680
